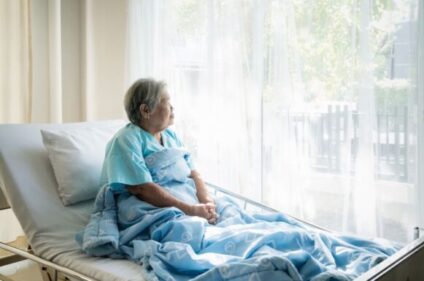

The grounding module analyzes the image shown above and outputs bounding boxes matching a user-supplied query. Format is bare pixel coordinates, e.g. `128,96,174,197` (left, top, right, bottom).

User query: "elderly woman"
80,78,399,281
100,78,217,224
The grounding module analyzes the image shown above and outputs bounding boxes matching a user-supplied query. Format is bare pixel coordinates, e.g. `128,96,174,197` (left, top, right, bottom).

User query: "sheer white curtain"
415,0,424,229
128,0,262,199
262,0,421,242
128,0,421,242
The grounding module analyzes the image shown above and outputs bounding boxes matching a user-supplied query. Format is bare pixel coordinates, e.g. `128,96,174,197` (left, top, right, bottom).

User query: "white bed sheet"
0,121,147,281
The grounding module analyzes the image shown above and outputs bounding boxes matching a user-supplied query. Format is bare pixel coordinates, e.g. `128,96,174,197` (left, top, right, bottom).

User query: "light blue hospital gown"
100,123,197,203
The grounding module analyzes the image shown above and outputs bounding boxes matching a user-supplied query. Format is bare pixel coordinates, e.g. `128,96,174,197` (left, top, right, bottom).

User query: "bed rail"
207,182,424,280
206,182,331,232
0,183,423,281
355,235,424,280
0,242,95,281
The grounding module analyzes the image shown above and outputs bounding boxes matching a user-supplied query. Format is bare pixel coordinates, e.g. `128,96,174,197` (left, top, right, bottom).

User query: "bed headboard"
0,121,118,258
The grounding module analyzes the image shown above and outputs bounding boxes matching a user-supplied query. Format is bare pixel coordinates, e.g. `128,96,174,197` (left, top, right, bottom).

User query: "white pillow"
41,121,126,206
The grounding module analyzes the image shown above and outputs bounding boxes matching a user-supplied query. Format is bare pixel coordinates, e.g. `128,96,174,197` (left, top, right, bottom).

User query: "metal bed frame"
1,182,424,281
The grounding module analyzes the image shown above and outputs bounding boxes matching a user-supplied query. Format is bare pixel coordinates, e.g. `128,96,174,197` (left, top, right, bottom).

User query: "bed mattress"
0,122,147,281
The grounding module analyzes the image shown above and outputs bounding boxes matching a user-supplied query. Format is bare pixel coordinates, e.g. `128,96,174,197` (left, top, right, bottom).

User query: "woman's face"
149,90,174,130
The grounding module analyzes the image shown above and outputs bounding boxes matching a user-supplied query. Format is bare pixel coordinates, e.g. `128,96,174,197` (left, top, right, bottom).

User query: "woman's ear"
139,104,150,119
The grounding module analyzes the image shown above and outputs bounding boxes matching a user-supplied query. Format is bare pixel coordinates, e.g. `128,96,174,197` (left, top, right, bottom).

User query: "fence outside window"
288,104,410,182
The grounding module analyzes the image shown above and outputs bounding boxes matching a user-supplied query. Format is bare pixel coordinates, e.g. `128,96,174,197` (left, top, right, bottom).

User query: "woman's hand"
189,202,218,224
204,202,218,224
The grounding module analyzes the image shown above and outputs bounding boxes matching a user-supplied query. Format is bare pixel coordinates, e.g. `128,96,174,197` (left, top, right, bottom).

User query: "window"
128,0,421,243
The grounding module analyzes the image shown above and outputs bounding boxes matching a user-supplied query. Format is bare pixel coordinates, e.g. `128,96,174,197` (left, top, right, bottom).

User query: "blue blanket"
77,148,399,281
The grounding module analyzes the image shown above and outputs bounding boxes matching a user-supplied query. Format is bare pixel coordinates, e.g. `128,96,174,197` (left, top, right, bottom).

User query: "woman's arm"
189,170,217,224
190,170,214,204
127,182,216,223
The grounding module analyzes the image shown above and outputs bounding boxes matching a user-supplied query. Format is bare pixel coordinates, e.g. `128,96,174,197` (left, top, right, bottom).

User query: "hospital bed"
0,121,423,281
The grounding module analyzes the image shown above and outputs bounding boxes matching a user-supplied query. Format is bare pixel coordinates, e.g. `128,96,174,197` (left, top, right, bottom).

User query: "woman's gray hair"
124,78,166,124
